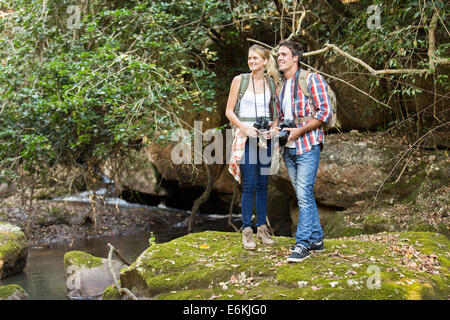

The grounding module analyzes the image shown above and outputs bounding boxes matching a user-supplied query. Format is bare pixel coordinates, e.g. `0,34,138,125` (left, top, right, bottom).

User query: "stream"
0,189,241,300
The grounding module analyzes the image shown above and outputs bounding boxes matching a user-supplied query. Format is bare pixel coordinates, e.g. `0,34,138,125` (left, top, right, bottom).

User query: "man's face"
277,45,298,73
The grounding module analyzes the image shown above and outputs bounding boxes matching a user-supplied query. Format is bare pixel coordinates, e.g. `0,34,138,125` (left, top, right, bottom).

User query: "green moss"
102,284,121,300
0,225,27,260
362,213,397,233
322,213,365,238
0,284,26,299
381,169,427,204
119,231,449,300
0,240,22,259
64,251,104,269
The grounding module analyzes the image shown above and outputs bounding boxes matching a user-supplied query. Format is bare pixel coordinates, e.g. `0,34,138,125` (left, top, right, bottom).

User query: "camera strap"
251,74,267,121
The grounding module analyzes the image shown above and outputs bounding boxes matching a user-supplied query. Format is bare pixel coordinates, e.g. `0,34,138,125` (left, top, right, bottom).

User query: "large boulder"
271,132,403,210
0,222,28,279
0,284,29,300
64,250,126,299
109,230,449,300
102,149,168,197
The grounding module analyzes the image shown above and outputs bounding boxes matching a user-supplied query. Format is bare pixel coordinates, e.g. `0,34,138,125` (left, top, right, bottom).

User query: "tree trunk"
188,163,214,233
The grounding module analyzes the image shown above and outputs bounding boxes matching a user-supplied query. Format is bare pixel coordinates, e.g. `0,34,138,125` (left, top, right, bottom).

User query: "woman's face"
248,50,267,72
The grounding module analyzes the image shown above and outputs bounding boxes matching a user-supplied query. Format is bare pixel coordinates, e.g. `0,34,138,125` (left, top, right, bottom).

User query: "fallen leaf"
199,244,210,249
330,281,339,288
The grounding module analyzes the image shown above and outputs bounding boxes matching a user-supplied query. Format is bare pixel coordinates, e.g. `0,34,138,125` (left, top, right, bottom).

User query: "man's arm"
285,118,323,142
286,73,332,141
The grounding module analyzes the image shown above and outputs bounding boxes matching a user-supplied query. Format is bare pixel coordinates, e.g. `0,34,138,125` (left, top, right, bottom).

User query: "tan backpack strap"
297,69,316,117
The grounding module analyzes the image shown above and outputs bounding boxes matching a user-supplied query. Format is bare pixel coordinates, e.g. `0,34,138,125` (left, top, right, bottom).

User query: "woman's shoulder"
233,73,247,83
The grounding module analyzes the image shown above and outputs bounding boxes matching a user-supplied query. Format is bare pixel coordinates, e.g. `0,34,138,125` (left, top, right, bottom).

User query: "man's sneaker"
242,227,256,250
257,225,275,246
290,241,325,252
310,240,325,252
287,244,310,262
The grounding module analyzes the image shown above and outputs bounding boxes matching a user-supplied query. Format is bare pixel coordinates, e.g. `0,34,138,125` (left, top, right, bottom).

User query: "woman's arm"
225,75,258,138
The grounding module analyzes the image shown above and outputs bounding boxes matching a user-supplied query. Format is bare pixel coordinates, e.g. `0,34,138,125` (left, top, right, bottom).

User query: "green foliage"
0,0,222,181
0,0,447,183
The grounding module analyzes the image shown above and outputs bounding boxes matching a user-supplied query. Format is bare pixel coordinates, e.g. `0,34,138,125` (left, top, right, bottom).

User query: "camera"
253,118,270,149
277,119,296,147
253,118,270,131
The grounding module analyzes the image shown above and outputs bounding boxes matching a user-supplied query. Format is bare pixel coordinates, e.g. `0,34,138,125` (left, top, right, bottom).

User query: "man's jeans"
240,138,272,229
283,144,323,249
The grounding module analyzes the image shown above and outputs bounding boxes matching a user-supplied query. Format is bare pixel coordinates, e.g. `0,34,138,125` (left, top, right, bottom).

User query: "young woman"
225,44,279,250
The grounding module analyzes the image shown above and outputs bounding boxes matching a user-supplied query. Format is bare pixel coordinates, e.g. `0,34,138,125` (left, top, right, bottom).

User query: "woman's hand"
262,128,279,139
242,126,259,138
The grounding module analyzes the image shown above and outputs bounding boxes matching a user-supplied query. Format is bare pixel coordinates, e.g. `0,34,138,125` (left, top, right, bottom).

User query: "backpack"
295,69,339,130
234,73,278,125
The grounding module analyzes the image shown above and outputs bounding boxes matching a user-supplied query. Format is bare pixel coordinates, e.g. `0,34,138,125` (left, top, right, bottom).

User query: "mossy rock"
321,212,365,238
0,222,29,279
63,251,104,269
102,284,122,300
115,230,449,300
362,213,398,234
0,284,28,300
64,250,126,299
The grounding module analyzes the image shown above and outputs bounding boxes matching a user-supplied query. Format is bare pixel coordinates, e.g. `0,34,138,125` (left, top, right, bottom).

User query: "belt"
239,117,271,123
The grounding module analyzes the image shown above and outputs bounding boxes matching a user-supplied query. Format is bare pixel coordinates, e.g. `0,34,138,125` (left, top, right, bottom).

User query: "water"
0,187,241,300
0,211,239,300
0,229,192,300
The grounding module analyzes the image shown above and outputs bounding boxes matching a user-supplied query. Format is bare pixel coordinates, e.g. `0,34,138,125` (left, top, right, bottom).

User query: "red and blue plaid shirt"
276,69,333,155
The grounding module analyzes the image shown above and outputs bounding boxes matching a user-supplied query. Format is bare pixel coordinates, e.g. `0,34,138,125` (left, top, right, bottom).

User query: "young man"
276,40,333,262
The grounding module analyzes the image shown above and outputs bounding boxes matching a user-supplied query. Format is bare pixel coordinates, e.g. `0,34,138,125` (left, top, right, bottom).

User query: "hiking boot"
242,227,256,250
287,244,310,263
257,225,275,246
310,240,325,252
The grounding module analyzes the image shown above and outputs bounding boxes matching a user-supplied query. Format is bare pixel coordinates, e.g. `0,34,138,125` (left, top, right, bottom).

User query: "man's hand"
283,119,324,142
284,127,303,142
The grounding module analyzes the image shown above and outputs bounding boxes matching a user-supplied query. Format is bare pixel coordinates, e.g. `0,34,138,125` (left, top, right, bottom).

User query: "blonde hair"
248,44,280,84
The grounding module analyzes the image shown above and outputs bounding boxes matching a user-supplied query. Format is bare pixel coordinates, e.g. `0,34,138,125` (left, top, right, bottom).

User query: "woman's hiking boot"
242,227,256,250
257,225,275,246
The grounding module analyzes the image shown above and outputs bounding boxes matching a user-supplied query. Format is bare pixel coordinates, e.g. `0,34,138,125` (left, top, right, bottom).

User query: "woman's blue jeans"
240,138,271,229
283,144,323,249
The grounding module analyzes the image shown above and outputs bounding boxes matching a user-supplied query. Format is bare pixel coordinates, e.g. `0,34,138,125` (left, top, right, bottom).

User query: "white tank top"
281,77,296,148
239,87,271,126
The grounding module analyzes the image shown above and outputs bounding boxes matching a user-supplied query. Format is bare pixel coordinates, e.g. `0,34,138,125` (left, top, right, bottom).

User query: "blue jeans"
283,144,323,249
240,138,272,229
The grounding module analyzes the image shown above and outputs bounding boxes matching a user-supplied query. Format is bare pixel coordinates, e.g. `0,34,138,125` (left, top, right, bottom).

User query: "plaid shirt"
277,69,332,155
228,128,247,183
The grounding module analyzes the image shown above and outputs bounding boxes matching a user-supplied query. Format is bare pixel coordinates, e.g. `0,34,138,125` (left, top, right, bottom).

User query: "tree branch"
107,243,138,300
247,9,449,76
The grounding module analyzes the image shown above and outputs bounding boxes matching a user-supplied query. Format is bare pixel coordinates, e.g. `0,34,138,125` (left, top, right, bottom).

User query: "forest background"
0,0,448,226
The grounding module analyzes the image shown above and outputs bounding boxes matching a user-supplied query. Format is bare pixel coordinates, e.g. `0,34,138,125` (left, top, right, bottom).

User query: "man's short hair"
278,40,303,67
